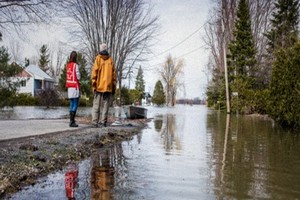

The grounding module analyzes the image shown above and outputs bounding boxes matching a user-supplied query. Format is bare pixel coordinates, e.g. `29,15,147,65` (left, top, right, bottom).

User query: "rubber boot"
69,112,73,127
70,111,78,127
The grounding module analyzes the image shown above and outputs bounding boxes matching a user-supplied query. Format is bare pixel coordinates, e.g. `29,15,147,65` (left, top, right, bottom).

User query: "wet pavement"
0,119,89,141
0,106,127,141
0,106,91,141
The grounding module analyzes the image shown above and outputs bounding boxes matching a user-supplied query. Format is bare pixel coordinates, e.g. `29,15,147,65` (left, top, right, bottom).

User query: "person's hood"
100,50,109,60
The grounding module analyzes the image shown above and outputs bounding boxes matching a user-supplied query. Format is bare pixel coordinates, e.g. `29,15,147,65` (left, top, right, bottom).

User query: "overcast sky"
2,0,212,99
146,0,211,99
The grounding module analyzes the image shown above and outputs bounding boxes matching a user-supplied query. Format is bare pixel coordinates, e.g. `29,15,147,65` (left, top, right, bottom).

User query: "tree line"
205,0,300,128
0,0,187,108
0,0,159,106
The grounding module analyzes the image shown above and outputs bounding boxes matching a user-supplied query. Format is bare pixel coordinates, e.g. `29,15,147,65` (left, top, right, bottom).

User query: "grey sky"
146,0,211,99
3,0,211,99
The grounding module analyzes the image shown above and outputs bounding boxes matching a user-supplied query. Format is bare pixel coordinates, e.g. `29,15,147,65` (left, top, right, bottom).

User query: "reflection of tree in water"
206,112,300,199
159,114,182,152
206,113,256,198
90,143,124,200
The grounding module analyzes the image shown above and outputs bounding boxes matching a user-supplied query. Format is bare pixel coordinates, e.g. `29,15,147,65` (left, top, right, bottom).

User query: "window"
21,80,26,87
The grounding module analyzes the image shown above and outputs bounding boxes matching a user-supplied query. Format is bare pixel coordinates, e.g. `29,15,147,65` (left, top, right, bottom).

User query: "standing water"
7,105,300,199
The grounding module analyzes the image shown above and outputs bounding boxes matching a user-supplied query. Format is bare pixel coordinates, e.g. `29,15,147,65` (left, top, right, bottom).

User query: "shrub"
15,93,39,106
38,89,60,108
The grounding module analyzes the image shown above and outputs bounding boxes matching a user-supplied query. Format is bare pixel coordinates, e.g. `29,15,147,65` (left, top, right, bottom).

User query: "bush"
0,88,17,108
38,89,60,108
14,91,93,107
114,87,132,105
78,97,92,107
253,89,270,114
15,93,39,106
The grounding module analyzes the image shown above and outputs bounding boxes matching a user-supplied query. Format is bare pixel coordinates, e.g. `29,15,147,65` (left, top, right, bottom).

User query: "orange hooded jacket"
91,54,117,93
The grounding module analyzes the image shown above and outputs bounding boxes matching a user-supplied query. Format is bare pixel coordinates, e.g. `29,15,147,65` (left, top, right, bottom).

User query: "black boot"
70,111,78,127
69,111,73,127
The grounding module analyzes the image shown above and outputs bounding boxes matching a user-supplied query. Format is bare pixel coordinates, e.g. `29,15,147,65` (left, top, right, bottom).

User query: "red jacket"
66,62,80,88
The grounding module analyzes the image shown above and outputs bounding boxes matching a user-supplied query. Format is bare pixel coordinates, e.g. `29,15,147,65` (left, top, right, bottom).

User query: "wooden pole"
222,8,231,114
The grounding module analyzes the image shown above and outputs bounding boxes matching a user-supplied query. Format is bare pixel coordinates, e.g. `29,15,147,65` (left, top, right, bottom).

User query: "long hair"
69,51,77,63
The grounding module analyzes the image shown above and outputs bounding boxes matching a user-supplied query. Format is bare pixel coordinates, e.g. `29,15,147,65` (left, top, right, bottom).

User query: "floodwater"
5,105,300,199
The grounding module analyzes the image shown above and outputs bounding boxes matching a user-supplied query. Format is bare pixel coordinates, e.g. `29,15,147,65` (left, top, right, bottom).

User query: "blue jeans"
69,98,79,112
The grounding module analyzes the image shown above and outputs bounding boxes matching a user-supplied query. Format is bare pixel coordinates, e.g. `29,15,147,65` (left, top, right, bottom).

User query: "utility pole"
221,5,231,114
128,70,133,89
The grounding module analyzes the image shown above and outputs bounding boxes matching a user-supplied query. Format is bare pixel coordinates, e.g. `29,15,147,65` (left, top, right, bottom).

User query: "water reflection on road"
7,105,300,199
207,112,300,199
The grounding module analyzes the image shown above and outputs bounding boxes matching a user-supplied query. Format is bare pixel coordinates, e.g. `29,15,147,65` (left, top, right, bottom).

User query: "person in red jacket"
66,51,81,127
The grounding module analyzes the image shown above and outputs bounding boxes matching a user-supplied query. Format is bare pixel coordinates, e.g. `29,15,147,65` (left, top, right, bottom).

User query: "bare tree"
8,40,23,62
160,55,184,107
0,0,65,38
204,0,274,88
54,44,65,77
48,43,66,81
203,0,237,74
249,0,275,86
63,0,158,94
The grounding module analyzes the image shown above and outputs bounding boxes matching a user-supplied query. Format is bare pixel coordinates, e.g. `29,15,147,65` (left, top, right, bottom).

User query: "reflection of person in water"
91,148,115,200
154,118,163,132
65,163,79,200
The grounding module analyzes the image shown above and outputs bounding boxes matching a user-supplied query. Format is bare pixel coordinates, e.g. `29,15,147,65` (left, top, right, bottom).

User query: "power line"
177,45,206,59
149,21,208,59
145,44,206,71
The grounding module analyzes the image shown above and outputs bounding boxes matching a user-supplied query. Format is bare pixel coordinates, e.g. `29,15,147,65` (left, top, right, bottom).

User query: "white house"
142,92,152,105
17,65,55,96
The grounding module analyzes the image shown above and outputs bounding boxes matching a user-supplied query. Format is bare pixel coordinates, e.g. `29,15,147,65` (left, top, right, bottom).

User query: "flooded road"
6,105,300,199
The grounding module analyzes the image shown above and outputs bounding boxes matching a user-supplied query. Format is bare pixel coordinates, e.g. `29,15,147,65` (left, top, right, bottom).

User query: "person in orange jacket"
66,51,81,127
91,43,117,127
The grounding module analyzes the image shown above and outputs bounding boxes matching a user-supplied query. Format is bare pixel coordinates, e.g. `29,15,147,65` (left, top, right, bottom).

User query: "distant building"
142,92,152,105
16,65,55,96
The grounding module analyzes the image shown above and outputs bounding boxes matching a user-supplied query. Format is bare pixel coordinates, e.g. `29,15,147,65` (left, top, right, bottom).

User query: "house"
17,65,55,96
142,92,152,105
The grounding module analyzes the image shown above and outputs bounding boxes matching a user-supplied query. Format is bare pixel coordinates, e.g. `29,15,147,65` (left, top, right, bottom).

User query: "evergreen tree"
58,63,67,92
135,66,145,102
77,53,91,98
115,86,132,105
269,43,300,128
206,67,226,109
228,0,257,82
227,0,257,113
38,44,50,73
268,0,300,128
266,0,300,52
152,80,165,106
0,46,23,108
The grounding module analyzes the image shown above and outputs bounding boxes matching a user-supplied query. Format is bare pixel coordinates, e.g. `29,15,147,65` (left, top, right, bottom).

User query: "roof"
25,65,54,81
18,70,32,78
